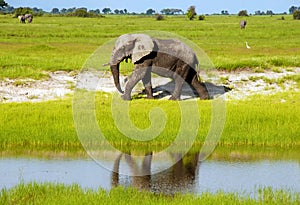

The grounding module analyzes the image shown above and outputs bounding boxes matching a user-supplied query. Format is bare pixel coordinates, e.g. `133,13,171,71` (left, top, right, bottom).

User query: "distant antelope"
240,20,247,29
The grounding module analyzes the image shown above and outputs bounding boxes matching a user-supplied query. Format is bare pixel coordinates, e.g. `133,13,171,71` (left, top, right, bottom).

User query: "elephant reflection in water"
111,152,153,190
111,152,200,194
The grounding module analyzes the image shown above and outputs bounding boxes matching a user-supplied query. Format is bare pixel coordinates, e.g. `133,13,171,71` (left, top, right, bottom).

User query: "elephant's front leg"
122,67,149,100
141,67,154,99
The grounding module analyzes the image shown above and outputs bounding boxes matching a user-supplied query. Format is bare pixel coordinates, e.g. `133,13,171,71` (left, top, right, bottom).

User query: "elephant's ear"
132,34,154,64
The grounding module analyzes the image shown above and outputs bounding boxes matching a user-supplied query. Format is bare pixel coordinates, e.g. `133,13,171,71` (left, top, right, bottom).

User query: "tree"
266,10,274,15
89,9,100,14
60,8,67,14
186,6,196,20
102,8,111,14
0,5,14,13
293,10,300,20
0,0,8,8
114,9,120,14
146,8,155,15
161,8,183,15
255,10,262,15
78,7,87,12
238,10,248,16
51,8,60,14
67,7,76,13
173,9,184,15
289,6,298,14
95,9,100,14
221,10,229,15
32,7,44,16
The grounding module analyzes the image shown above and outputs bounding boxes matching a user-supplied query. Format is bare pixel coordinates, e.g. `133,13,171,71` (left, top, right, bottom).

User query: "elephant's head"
109,34,155,93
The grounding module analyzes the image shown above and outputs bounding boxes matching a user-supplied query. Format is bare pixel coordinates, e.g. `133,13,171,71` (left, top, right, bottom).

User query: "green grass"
1,183,299,205
0,91,299,153
1,15,300,79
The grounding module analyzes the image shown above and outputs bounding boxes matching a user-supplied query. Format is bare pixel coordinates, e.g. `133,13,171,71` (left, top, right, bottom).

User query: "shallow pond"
1,151,299,196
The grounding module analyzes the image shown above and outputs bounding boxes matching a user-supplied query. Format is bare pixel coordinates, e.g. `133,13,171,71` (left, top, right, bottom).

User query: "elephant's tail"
195,63,202,81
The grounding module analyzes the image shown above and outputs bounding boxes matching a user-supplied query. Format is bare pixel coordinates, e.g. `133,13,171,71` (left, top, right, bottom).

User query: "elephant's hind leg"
170,75,184,100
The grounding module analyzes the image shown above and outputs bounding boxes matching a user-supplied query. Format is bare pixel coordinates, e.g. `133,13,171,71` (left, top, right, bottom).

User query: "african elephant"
18,15,25,23
240,20,247,29
108,34,209,100
25,14,33,23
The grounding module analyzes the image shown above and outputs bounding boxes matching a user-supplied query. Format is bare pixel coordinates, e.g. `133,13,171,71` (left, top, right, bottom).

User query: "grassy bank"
0,91,299,153
1,183,299,205
1,15,300,79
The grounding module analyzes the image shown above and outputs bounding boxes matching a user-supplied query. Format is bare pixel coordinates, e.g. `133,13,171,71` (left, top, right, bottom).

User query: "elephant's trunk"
110,64,124,94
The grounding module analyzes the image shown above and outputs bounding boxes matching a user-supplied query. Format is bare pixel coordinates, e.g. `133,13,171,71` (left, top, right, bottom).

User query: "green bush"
293,10,300,20
13,7,33,17
198,15,205,20
66,8,105,18
74,8,89,17
238,10,248,16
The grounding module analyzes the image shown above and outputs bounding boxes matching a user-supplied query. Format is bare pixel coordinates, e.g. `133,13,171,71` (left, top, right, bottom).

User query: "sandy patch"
0,68,299,103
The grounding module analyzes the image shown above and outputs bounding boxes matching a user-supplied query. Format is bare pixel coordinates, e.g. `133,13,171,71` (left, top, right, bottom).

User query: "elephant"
108,34,209,100
25,14,33,23
240,20,247,29
18,15,25,23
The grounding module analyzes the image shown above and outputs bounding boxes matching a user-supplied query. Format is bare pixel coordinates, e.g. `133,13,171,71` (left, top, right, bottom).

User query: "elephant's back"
153,38,198,68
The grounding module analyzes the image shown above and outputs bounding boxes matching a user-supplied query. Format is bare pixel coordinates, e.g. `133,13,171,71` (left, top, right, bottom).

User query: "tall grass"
0,98,81,152
0,92,299,153
1,15,300,79
1,183,299,205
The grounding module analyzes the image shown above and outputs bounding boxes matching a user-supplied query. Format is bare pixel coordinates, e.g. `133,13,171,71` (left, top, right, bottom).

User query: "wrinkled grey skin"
240,20,247,29
18,15,25,23
25,14,33,23
109,34,209,100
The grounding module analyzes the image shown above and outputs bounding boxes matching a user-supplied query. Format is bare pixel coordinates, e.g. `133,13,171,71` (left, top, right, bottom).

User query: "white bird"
246,42,251,49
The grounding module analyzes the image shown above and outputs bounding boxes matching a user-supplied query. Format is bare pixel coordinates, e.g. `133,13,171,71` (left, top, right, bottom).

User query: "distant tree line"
0,0,300,18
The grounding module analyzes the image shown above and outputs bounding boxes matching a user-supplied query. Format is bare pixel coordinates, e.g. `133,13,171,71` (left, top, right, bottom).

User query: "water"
1,154,299,196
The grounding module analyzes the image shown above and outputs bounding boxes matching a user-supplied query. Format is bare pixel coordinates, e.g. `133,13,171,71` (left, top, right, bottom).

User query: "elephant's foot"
121,94,131,101
144,86,154,99
147,95,154,99
199,93,209,100
169,95,180,100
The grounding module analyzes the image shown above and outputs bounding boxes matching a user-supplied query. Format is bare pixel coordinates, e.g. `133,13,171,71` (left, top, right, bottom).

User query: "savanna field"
0,14,300,204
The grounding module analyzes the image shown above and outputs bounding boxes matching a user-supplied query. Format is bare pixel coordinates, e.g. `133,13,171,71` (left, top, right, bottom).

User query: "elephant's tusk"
102,63,110,66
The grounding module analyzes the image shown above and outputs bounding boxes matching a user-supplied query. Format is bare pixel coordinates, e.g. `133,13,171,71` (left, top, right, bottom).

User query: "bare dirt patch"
0,68,299,103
